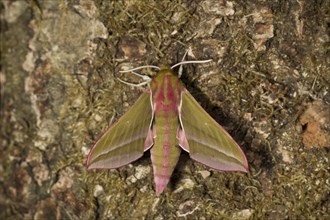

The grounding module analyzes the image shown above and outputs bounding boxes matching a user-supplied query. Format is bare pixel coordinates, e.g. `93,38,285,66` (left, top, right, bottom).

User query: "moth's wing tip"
240,166,249,173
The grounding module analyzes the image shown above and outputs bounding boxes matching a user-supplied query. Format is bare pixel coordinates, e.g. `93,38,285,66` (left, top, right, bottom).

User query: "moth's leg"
119,65,160,73
178,50,189,78
118,65,158,87
117,77,150,87
126,71,151,81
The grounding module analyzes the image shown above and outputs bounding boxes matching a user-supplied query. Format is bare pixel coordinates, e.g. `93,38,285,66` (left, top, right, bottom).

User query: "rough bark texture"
1,0,329,219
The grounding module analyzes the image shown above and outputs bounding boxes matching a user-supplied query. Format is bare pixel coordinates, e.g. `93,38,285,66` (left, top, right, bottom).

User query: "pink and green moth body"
87,62,248,196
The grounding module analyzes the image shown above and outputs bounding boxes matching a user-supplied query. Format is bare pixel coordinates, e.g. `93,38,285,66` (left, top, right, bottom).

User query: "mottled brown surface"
1,0,329,219
300,101,330,148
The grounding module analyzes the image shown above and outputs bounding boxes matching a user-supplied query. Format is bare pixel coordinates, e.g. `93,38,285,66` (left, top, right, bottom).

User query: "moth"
87,59,248,196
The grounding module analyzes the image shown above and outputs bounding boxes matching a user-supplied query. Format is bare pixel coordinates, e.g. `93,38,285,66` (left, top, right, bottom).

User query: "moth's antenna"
171,60,213,70
171,59,212,78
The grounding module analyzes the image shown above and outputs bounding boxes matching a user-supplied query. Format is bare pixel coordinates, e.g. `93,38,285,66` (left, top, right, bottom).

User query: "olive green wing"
178,90,248,172
87,92,154,169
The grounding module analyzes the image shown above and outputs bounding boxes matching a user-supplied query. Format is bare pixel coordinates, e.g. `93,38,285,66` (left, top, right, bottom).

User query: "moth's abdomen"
150,111,181,196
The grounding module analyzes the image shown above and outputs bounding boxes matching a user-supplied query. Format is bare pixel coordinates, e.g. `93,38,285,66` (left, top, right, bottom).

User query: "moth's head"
156,65,177,77
159,64,170,70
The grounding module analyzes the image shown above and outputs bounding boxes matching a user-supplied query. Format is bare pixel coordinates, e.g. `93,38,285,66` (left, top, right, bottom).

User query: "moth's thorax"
150,68,184,113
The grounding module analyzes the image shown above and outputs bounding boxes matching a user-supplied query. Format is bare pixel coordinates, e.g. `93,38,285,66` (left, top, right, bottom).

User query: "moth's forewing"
178,90,248,172
87,93,153,169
